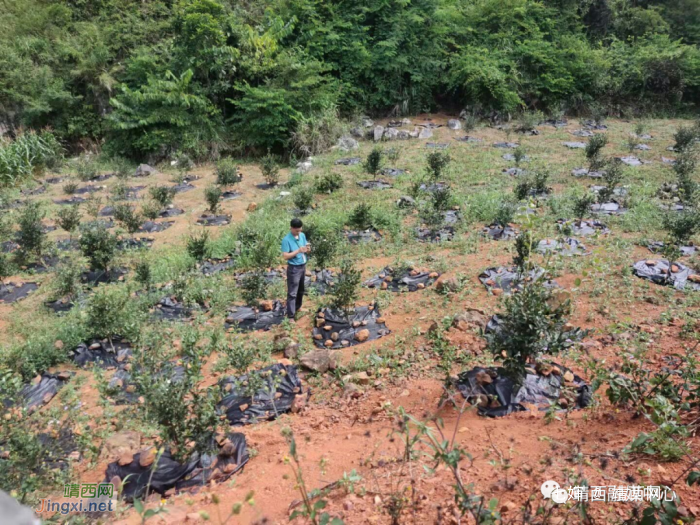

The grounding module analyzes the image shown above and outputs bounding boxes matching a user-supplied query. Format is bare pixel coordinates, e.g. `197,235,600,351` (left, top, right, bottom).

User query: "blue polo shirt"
281,232,308,265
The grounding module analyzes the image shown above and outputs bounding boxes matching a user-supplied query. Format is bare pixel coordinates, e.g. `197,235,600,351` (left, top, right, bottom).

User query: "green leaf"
687,471,700,486
133,499,144,514
314,499,328,510
574,278,581,287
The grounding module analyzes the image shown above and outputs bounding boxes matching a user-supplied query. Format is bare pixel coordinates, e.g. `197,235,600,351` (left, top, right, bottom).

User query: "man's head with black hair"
290,218,303,234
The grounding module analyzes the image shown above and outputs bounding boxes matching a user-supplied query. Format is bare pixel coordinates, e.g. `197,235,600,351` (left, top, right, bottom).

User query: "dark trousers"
286,264,306,318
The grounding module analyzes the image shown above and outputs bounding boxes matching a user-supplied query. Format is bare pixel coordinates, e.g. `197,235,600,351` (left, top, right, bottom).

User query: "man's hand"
299,245,310,253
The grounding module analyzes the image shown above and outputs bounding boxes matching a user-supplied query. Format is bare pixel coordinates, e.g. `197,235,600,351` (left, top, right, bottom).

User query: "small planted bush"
241,271,269,306
364,147,383,179
314,172,343,194
62,181,78,195
426,151,451,181
305,222,339,269
111,156,131,179
75,155,98,182
16,202,46,259
113,203,143,235
149,185,176,208
347,203,373,230
187,230,211,261
573,194,595,221
134,259,152,288
598,159,624,203
52,260,83,299
431,186,454,212
663,210,700,246
330,258,361,315
79,222,117,271
56,205,81,236
512,147,526,166
673,150,698,205
141,200,161,220
673,126,697,152
585,134,608,171
493,199,517,227
261,153,280,186
216,158,241,187
293,187,314,212
204,185,222,213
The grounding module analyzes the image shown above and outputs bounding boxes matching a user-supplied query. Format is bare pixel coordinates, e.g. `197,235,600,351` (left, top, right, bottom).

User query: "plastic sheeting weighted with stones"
0,282,38,304
590,202,628,215
454,363,592,417
557,219,610,236
139,220,174,233
158,208,185,218
312,305,390,349
648,242,698,257
336,157,361,166
416,226,455,243
104,433,249,502
425,142,449,149
200,258,236,276
218,363,304,426
225,301,286,332
364,267,440,292
357,180,392,190
419,182,449,193
493,142,519,149
117,238,154,251
153,297,205,321
381,168,406,177
3,372,73,413
197,214,231,227
633,259,700,291
344,228,382,244
479,267,558,294
482,224,518,241
536,238,590,256
571,168,605,179
81,267,128,286
502,153,529,162
305,269,338,295
72,337,133,369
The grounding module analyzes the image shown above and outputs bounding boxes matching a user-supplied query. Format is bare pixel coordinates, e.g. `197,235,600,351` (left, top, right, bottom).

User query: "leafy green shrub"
305,222,340,269
293,187,313,212
573,194,595,221
585,134,608,170
52,261,83,300
431,187,454,212
56,205,81,235
663,210,700,245
598,159,624,203
673,126,697,152
314,172,343,194
113,203,143,235
75,155,98,182
513,231,538,273
84,196,102,218
261,153,280,186
364,147,383,179
141,200,161,220
62,181,78,195
216,158,241,187
149,185,176,208
187,230,211,261
86,285,139,340
111,156,131,179
512,147,526,166
426,151,451,181
493,199,517,227
330,259,361,315
517,111,542,132
626,134,640,153
204,185,222,213
241,271,269,305
79,222,117,271
134,259,152,288
485,279,579,380
347,203,373,230
111,181,128,200
673,150,699,204
16,202,46,259
0,252,13,284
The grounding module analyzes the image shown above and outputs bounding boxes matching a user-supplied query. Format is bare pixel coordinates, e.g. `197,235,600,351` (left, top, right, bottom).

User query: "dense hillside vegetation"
2,0,700,161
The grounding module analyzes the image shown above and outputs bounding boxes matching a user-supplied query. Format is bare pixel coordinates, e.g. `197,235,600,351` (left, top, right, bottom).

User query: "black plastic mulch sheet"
37,427,81,470
117,238,154,251
442,211,461,225
139,221,174,233
419,182,448,193
107,365,186,405
357,180,392,190
582,120,607,130
312,305,390,349
99,206,115,217
571,129,594,137
493,142,519,149
503,167,526,177
571,168,605,178
381,168,405,177
648,242,698,256
221,191,242,201
153,297,204,321
72,337,133,369
502,153,530,162
562,141,586,149
344,228,382,244
364,267,440,292
416,226,455,243
543,119,569,128
81,267,128,285
425,142,449,149
200,258,236,276
172,183,195,193
454,136,482,143
56,239,79,251
1,240,19,253
336,157,361,166
159,208,185,217
557,219,610,236
454,363,592,417
482,224,517,241
633,260,700,291
45,297,76,314
0,282,38,304
10,372,73,413
25,256,62,273
54,196,86,205
225,301,286,332
234,270,283,285
536,238,590,257
197,214,231,227
590,202,628,215
105,433,249,501
479,266,557,294
74,185,100,195
618,156,643,166
218,364,303,426
305,269,337,295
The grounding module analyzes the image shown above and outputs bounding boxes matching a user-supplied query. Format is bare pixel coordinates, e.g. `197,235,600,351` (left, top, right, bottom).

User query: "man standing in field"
281,218,310,319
